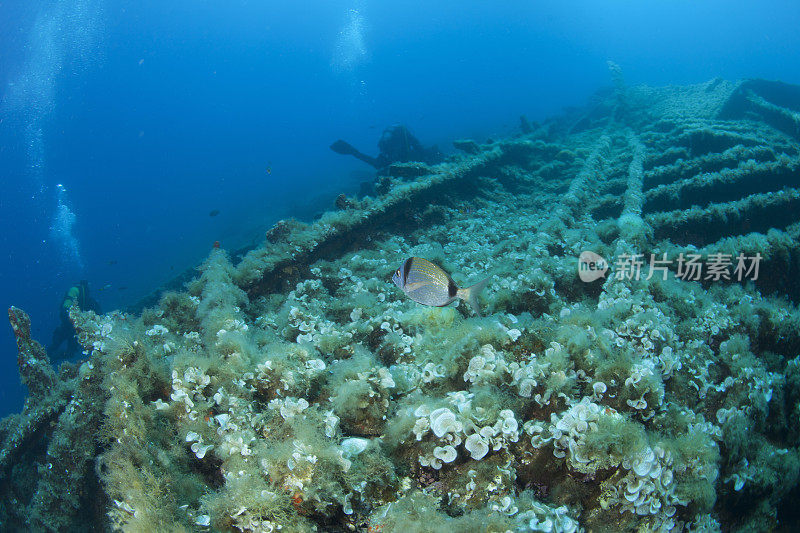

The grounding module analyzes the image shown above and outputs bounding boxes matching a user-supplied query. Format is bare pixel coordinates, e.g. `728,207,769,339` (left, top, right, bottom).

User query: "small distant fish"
209,209,220,217
266,167,272,175
391,257,489,315
118,286,128,291
98,283,112,292
108,260,118,266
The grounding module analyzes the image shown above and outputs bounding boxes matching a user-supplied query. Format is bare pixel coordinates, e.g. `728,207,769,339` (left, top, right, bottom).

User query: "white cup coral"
430,408,463,438
465,433,490,460
433,445,458,464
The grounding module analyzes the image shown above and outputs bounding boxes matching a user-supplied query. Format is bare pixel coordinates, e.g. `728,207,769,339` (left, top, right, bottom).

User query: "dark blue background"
1,0,799,417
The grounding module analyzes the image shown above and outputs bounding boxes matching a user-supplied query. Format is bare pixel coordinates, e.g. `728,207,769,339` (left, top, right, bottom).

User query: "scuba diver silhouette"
49,280,100,362
330,124,442,171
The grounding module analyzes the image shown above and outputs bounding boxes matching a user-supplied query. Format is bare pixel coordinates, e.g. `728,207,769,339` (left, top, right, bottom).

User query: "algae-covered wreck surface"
3,79,800,532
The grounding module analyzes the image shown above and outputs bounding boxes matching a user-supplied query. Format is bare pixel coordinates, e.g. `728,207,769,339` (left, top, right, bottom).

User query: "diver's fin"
330,140,382,168
458,277,490,316
330,140,359,155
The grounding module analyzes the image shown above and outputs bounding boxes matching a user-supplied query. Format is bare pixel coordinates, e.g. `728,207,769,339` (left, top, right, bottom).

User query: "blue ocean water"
0,0,798,420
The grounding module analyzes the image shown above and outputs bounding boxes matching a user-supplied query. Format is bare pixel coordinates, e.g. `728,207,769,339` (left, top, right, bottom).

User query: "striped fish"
391,257,489,315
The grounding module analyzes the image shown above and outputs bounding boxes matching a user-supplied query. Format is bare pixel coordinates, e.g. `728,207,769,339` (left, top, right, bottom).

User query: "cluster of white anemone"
692,302,738,338
185,431,214,459
412,394,520,469
516,500,580,533
379,319,415,356
602,305,683,381
288,304,344,345
87,317,116,354
251,353,326,397
492,266,556,302
463,342,573,408
268,396,310,420
624,360,661,413
268,439,319,494
464,344,508,385
168,367,211,420
145,324,169,336
526,397,614,474
215,413,255,457
483,492,580,532
220,504,280,532
610,445,679,525
508,348,553,402
385,361,446,392
613,318,664,355
527,397,683,526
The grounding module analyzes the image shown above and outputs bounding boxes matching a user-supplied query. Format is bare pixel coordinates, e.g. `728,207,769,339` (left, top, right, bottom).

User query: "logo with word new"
578,251,609,282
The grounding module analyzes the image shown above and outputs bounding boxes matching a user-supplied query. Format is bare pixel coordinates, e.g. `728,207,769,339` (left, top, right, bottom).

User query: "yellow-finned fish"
391,257,489,315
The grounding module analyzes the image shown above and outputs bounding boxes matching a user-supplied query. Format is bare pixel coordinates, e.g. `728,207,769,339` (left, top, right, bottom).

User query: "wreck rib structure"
3,79,800,532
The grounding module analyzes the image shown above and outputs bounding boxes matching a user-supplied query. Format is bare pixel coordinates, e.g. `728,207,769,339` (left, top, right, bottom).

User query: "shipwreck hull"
3,79,800,532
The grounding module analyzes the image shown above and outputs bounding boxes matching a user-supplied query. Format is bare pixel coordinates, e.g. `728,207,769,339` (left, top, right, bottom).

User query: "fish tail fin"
458,277,490,316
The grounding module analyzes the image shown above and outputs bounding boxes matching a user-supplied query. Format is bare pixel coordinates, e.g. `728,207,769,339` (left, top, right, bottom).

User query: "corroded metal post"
8,306,57,400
